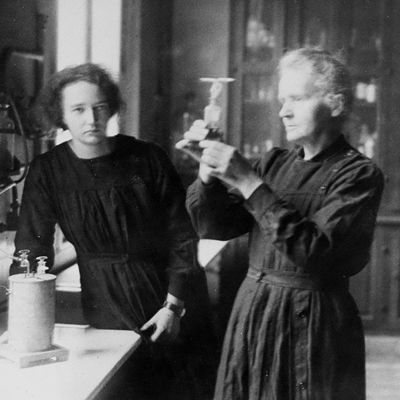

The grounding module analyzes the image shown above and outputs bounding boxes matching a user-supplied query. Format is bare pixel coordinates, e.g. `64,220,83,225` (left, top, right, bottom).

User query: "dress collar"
294,134,348,162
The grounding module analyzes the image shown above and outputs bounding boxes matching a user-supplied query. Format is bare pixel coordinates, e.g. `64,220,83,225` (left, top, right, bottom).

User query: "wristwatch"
162,301,186,318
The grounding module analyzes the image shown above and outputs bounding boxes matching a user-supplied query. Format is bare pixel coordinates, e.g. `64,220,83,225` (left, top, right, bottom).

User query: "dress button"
255,271,265,282
297,381,306,390
297,311,307,319
318,186,327,193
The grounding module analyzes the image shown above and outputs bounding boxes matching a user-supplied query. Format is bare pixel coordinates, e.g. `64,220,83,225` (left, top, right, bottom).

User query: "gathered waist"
247,268,348,291
77,252,160,264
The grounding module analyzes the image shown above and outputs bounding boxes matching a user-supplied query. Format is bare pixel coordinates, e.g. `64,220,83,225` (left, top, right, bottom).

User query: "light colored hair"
279,48,353,122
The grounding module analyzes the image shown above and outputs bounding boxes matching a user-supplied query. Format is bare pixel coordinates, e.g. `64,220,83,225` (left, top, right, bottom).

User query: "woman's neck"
68,137,115,159
302,129,341,160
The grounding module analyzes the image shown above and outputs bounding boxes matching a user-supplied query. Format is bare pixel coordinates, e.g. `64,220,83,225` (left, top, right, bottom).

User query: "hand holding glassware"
175,77,234,162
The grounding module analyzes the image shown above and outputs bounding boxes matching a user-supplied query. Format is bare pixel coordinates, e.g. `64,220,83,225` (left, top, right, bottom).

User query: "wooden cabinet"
228,0,399,332
351,218,400,331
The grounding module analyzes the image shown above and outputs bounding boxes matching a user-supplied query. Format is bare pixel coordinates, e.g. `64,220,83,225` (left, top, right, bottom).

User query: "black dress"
12,134,217,399
187,135,384,400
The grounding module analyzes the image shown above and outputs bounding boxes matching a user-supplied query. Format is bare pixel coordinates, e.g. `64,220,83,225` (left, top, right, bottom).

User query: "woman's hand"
180,119,263,195
140,308,181,343
199,140,263,198
179,120,218,184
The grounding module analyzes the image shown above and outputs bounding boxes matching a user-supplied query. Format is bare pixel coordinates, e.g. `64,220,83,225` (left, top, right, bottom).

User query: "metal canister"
8,273,56,353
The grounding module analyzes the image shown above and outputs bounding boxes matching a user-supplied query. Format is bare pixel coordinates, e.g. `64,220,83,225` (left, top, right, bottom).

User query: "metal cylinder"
8,273,56,353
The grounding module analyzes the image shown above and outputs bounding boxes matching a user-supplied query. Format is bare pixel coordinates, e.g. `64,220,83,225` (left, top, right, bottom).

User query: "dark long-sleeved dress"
11,134,217,399
186,135,384,400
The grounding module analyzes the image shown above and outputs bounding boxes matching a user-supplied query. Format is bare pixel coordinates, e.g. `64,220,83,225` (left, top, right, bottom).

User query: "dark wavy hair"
37,63,123,131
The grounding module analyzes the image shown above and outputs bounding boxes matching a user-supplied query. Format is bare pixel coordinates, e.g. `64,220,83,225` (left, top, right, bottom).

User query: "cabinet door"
228,0,285,157
352,222,400,332
380,223,400,331
343,1,386,329
349,230,383,330
345,0,384,161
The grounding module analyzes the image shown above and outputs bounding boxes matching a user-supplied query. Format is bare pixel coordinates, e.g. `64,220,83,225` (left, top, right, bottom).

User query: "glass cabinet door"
230,0,284,160
346,0,383,160
231,0,383,162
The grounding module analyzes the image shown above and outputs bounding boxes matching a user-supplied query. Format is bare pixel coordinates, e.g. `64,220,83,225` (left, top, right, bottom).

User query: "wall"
119,0,173,150
0,1,38,51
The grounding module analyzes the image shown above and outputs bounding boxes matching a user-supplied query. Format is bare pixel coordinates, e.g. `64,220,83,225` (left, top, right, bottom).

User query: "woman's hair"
37,63,123,130
279,48,353,121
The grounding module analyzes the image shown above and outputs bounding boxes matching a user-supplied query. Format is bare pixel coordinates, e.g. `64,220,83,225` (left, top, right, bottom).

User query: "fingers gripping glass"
175,129,222,163
175,77,234,163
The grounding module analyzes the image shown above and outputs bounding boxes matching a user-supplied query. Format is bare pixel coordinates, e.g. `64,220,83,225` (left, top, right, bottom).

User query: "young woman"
11,63,216,399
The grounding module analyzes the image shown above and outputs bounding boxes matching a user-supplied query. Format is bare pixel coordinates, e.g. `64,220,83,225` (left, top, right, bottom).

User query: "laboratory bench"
0,312,142,400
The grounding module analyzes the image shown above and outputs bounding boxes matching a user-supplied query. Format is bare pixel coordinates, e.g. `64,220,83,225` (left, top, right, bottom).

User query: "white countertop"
0,322,142,400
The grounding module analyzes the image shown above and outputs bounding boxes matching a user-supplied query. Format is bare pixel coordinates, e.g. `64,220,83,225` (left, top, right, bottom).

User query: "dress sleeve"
243,160,384,276
150,145,198,300
186,178,253,240
10,158,57,275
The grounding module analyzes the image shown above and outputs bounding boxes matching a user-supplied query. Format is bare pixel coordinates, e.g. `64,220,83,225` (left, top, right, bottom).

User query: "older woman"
11,63,216,399
185,49,384,400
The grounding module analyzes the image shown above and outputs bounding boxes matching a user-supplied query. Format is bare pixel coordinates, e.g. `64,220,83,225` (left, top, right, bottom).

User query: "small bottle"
36,256,49,275
17,249,30,277
366,79,377,103
204,97,222,132
201,77,234,136
0,103,15,133
243,143,252,159
203,89,222,140
355,82,367,100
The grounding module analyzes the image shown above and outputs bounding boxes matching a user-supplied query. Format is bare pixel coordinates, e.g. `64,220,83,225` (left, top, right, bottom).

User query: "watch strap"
162,301,186,317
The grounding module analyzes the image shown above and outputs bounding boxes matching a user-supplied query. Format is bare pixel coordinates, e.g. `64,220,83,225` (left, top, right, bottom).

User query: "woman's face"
61,80,111,147
278,67,332,145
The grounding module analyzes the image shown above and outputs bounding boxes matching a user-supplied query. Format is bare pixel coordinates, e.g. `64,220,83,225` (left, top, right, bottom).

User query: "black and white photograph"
0,1,398,399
